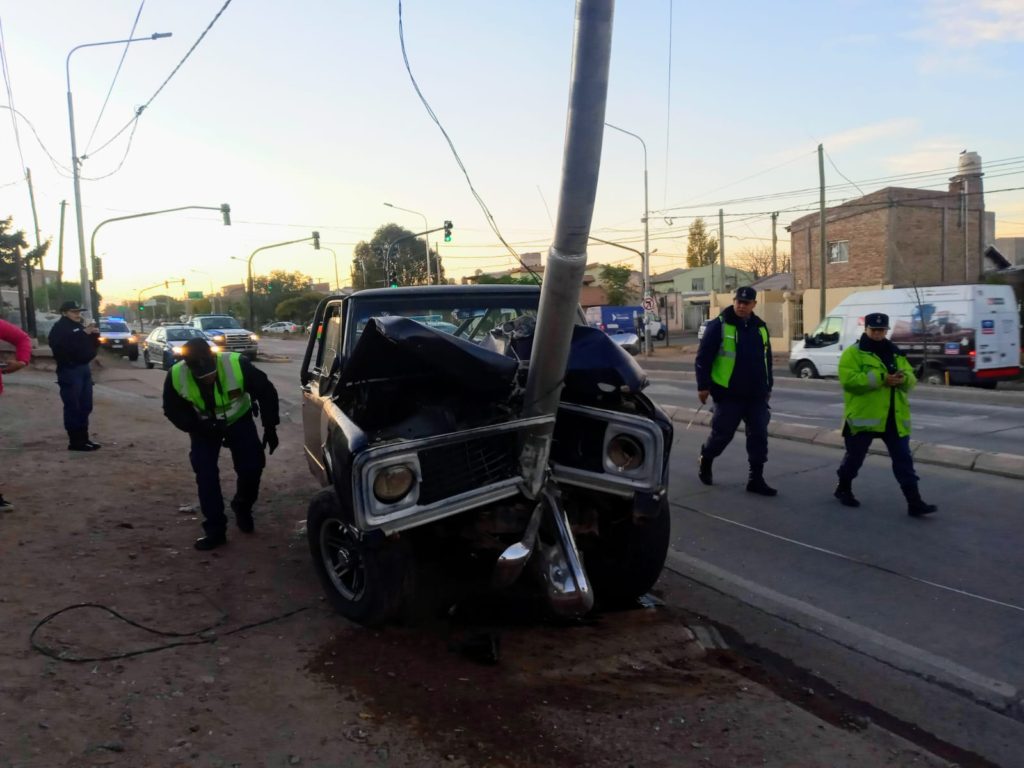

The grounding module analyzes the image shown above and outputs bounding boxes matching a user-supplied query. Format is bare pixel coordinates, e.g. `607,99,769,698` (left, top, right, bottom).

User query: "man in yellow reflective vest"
162,339,280,550
694,286,777,495
834,312,936,517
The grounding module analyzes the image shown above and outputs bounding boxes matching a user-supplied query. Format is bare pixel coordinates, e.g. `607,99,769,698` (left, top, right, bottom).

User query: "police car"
98,317,139,361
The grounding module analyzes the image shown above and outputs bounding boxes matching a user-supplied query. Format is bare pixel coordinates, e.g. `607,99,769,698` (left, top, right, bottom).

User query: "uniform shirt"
47,316,99,369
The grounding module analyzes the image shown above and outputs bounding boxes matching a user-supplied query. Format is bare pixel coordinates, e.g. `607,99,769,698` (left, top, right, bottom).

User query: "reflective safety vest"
838,344,915,437
171,352,252,425
710,319,770,388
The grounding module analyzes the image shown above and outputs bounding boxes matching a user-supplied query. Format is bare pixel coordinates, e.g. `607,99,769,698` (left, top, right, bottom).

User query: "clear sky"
2,0,1022,306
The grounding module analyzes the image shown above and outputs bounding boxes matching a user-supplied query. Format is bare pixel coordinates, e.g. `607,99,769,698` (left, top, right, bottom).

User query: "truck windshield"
199,317,241,330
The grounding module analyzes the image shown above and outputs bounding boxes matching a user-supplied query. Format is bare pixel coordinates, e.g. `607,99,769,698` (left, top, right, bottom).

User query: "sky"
2,0,1023,308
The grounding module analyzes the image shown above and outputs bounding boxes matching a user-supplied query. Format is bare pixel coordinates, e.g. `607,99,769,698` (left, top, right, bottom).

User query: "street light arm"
90,204,231,268
588,236,643,258
246,233,319,329
67,34,173,88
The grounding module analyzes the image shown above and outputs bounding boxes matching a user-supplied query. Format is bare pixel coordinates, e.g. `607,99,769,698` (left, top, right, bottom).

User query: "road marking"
664,548,1020,707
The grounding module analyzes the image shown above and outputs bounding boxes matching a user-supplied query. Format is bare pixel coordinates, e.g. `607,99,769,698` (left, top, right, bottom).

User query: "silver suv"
188,315,258,359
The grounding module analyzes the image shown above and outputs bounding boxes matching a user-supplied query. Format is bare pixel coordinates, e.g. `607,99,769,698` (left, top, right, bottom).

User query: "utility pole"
21,170,39,334
770,211,779,275
718,208,725,292
57,200,67,297
818,143,827,321
26,168,46,318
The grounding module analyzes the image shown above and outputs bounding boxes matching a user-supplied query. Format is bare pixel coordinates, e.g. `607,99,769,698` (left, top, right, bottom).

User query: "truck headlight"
212,334,226,342
372,465,416,503
98,336,108,344
250,334,260,341
129,335,138,343
607,434,644,471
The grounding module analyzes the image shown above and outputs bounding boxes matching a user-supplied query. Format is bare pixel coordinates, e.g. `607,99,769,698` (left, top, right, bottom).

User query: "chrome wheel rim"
319,519,366,601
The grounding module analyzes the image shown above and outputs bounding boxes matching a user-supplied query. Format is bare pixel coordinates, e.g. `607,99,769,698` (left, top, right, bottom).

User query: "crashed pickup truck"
300,284,673,625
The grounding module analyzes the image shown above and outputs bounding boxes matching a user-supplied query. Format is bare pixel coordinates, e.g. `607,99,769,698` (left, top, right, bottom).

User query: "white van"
789,284,1021,388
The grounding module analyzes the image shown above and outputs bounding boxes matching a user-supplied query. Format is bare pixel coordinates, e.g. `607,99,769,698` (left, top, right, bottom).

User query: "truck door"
301,300,344,484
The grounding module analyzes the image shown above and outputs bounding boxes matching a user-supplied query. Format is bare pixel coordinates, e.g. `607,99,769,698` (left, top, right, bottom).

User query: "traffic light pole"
385,224,449,287
246,232,319,330
136,278,184,333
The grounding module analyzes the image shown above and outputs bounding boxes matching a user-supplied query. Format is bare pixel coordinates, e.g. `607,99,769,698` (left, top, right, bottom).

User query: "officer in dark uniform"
694,286,777,495
162,339,280,550
47,300,102,451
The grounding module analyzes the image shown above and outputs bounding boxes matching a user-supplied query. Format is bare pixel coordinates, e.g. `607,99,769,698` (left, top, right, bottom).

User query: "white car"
261,321,302,334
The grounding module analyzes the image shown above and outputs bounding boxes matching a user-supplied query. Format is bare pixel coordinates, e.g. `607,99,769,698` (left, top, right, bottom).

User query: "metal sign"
187,291,204,299
642,296,655,311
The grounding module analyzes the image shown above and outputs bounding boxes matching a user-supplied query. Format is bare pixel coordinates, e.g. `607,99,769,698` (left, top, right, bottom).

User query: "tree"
599,265,636,305
351,223,437,290
250,269,312,324
476,274,537,285
733,245,791,279
0,216,29,287
38,281,98,311
275,291,325,322
190,298,212,315
686,218,719,268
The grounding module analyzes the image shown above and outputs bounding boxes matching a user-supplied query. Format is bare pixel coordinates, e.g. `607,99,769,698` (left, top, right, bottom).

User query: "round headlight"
251,334,260,341
607,434,644,471
372,465,415,503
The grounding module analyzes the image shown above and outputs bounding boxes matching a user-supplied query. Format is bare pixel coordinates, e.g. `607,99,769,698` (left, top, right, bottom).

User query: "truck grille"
416,432,519,505
222,335,252,350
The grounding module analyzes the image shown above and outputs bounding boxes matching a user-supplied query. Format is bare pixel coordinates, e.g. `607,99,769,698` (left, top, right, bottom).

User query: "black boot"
195,532,227,551
68,429,99,452
901,484,937,517
834,478,860,507
698,455,713,485
231,500,254,533
746,465,778,496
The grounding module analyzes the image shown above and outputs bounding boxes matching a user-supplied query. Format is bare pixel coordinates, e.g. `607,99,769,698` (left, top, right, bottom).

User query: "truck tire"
794,361,818,379
307,488,414,626
920,365,945,386
585,496,671,608
127,346,139,362
655,329,665,341
143,350,155,369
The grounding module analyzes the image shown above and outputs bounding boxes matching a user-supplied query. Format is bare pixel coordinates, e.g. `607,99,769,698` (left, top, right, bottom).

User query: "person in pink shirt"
0,317,32,511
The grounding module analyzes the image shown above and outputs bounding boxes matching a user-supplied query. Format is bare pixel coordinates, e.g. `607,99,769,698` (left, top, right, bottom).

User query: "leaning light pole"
66,32,172,315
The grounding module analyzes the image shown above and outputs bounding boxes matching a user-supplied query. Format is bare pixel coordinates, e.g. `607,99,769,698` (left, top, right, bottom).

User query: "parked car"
300,285,673,626
97,317,139,361
261,321,302,334
143,325,219,369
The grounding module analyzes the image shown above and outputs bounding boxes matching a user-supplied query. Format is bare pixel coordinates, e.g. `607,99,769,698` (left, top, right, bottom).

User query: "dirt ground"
0,358,954,768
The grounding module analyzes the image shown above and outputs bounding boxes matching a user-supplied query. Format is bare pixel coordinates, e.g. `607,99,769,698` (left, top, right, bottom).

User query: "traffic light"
139,305,145,312
312,230,320,250
220,203,232,226
388,269,398,288
443,220,452,242
93,257,103,281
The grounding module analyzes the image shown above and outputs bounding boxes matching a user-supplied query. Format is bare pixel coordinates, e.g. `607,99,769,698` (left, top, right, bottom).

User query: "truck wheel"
128,346,139,362
794,361,818,379
586,496,671,608
143,351,154,369
655,329,665,341
920,365,945,386
307,488,414,626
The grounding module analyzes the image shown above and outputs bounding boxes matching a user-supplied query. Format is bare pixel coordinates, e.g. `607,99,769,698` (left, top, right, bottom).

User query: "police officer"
162,339,280,550
48,300,101,451
695,286,777,495
834,313,937,517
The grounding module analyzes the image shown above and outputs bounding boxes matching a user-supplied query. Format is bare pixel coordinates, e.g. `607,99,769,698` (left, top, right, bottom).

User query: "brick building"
788,151,995,291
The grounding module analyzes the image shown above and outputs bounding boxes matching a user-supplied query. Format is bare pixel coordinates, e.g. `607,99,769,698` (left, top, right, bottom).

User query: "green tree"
38,281,98,310
0,216,29,288
476,273,536,285
351,223,440,290
190,298,213,314
250,269,311,324
275,291,325,322
686,218,719,268
599,265,636,305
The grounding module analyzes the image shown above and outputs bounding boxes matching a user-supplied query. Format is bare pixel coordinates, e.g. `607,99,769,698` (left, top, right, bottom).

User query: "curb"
668,407,1024,480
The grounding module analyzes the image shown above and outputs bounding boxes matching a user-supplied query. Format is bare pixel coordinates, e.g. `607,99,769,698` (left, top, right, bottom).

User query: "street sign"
187,291,204,299
642,296,655,311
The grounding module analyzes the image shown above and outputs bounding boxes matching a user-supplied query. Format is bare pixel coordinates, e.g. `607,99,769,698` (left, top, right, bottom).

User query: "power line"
0,17,26,174
84,1,145,155
0,105,74,176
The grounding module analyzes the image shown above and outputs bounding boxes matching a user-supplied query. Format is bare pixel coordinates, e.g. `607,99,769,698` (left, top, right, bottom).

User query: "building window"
691,277,705,291
827,240,849,264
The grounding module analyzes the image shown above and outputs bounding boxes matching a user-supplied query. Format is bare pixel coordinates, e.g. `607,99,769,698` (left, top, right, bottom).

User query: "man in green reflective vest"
694,286,777,495
163,339,280,550
834,312,936,517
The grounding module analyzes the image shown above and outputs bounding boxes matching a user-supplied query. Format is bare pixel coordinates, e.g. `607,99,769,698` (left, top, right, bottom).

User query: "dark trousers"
189,415,266,535
701,396,771,466
57,363,93,432
837,429,918,487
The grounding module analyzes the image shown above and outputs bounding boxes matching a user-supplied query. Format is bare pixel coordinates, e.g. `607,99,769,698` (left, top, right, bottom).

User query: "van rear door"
973,287,1021,382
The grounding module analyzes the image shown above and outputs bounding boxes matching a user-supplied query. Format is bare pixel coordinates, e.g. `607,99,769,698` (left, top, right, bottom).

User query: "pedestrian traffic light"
312,230,320,250
93,257,103,281
443,220,452,242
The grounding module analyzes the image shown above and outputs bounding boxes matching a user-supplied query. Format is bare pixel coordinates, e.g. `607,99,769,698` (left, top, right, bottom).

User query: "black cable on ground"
29,602,314,663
